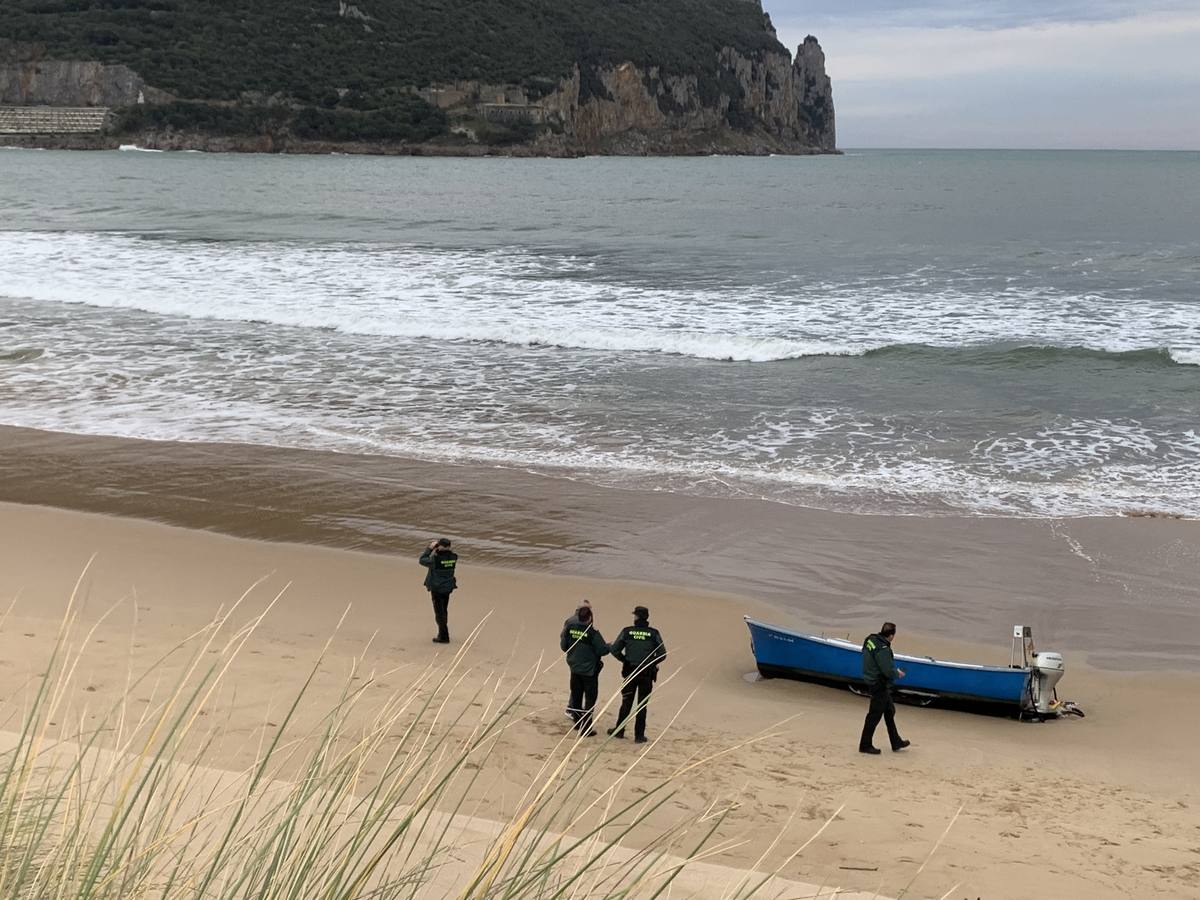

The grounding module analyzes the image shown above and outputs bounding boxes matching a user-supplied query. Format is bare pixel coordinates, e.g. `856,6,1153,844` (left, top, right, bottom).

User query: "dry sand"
2,501,1198,898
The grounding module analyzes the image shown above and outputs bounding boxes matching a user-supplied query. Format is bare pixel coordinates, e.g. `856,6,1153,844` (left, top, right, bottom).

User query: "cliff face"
0,58,173,107
422,35,836,155
546,40,834,154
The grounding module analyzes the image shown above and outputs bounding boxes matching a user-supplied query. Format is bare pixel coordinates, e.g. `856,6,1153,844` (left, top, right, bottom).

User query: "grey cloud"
774,0,1199,30
768,2,1200,149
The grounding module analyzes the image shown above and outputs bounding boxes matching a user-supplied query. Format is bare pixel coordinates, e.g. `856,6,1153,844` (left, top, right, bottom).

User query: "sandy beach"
2,495,1198,899
3,425,1199,672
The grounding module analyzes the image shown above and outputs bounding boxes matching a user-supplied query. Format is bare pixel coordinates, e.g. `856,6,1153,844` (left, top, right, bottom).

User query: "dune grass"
0,573,793,900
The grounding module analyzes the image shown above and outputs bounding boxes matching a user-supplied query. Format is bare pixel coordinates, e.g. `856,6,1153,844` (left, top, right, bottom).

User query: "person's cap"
576,605,593,620
632,605,650,619
436,537,452,547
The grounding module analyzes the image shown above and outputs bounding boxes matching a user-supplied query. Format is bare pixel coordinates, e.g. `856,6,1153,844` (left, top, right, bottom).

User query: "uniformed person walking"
560,605,609,736
419,538,458,643
859,621,911,754
607,605,666,744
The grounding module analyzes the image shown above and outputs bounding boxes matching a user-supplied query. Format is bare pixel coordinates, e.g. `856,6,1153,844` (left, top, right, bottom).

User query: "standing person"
560,605,609,736
419,538,458,644
607,605,666,744
859,621,911,754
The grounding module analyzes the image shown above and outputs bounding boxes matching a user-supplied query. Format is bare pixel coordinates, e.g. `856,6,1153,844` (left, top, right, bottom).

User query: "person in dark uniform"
607,605,666,743
859,621,911,754
560,605,609,736
419,538,458,643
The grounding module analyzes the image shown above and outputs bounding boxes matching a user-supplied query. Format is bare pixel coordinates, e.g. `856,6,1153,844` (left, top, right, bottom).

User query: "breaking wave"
3,230,1199,366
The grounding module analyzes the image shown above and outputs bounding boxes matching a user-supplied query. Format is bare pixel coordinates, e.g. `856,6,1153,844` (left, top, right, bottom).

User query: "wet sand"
2,500,1198,898
1,425,1198,671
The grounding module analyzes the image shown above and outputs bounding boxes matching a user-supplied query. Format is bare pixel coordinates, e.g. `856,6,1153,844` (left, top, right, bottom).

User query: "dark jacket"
861,633,897,686
560,616,609,677
419,547,458,594
611,622,666,678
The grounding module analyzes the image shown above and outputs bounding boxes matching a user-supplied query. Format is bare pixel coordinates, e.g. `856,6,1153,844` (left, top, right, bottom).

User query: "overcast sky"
771,1,1200,149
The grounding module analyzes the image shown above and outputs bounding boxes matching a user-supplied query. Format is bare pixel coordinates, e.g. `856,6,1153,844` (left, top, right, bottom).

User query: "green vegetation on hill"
114,97,449,143
3,0,784,102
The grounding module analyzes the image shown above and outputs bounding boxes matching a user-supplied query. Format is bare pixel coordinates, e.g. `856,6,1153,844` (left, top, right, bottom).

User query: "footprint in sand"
23,633,35,637
282,654,295,659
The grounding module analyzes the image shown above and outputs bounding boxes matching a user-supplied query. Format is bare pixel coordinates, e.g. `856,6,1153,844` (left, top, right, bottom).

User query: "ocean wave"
117,144,164,153
862,343,1197,368
0,347,44,363
4,408,1196,519
3,229,1199,366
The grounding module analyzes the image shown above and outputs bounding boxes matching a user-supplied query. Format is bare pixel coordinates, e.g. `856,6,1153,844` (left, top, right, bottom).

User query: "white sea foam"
117,144,164,152
3,230,1199,365
3,398,1195,519
3,228,1199,519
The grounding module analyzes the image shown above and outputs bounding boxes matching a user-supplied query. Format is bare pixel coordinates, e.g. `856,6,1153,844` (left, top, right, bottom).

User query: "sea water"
2,148,1198,517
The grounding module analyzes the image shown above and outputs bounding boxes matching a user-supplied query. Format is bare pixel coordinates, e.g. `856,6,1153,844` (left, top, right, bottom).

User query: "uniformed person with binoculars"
607,605,667,744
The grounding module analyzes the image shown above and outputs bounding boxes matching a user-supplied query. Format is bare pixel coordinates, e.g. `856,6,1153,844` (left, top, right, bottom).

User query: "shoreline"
0,132,839,158
2,500,1198,898
1,424,1198,673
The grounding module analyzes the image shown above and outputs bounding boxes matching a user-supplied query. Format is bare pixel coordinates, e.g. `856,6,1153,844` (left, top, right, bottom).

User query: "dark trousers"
614,671,654,739
430,591,451,640
567,672,599,732
860,681,903,750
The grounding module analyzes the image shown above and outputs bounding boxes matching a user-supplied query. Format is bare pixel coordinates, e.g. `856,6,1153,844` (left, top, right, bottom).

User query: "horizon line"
840,146,1199,153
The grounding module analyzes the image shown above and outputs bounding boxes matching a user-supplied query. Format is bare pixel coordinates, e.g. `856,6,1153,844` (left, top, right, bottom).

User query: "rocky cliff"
0,58,173,107
0,1,836,156
520,36,835,154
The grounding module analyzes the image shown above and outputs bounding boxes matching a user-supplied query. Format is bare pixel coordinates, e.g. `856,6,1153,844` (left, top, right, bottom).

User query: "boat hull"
746,617,1032,710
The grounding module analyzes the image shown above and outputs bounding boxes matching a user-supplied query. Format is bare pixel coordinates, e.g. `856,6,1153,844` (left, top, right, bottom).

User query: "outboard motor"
1011,626,1081,717
1029,651,1065,714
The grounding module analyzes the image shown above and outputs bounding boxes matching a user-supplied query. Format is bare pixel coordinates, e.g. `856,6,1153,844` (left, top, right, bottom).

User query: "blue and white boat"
745,617,1078,716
